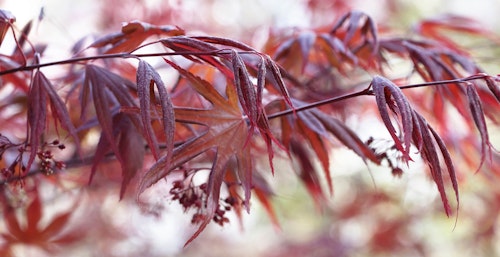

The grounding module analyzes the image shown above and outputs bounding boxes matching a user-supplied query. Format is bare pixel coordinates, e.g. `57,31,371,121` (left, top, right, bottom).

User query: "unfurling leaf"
231,50,258,126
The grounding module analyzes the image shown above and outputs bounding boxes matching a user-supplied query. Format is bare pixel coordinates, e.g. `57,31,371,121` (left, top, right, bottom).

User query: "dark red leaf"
264,56,294,109
84,65,123,165
414,14,500,53
27,71,48,173
89,21,184,53
290,139,326,210
89,113,145,198
192,36,255,51
84,65,146,194
466,84,493,171
331,11,379,55
296,31,316,72
40,211,72,240
39,72,80,150
485,76,500,103
0,9,15,46
3,207,23,241
161,36,234,79
117,114,145,198
26,193,42,235
141,60,262,245
412,111,457,216
428,125,459,216
317,33,358,71
313,110,380,164
231,50,258,125
371,75,413,162
252,173,280,230
136,60,175,162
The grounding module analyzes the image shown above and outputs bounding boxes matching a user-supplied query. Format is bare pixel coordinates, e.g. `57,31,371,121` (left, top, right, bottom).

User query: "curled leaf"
136,60,175,162
371,75,413,162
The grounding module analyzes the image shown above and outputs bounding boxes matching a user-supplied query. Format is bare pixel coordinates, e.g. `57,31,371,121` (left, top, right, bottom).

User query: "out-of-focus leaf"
466,84,493,171
161,36,234,79
253,173,280,230
84,66,122,165
26,193,42,236
27,71,48,173
1,189,81,251
0,9,15,47
84,65,144,196
39,72,80,150
269,98,379,199
117,113,145,198
89,20,184,53
317,33,358,72
274,32,316,76
290,139,326,209
3,206,23,241
90,113,145,198
414,14,500,53
331,11,379,55
192,36,255,51
313,110,380,164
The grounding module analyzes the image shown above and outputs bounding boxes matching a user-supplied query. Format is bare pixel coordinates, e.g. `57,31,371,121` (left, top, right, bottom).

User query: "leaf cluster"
0,7,498,248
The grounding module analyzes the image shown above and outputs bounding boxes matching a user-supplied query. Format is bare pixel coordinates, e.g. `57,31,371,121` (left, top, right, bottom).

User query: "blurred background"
0,0,499,256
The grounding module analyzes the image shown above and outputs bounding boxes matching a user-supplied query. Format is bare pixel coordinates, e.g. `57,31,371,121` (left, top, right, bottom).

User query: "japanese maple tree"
0,0,499,256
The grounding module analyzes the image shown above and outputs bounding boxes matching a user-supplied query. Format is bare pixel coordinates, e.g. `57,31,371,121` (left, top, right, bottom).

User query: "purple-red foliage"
0,3,499,254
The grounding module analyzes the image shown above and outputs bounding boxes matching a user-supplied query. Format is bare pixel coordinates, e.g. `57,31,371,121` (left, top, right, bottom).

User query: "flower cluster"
0,138,67,181
169,172,237,227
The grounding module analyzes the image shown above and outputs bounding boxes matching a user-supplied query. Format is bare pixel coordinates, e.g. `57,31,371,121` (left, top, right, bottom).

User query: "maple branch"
267,73,495,119
0,49,253,76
